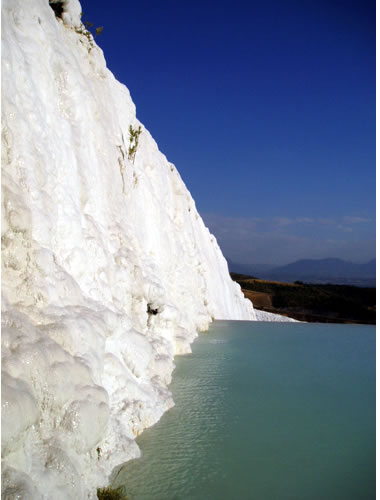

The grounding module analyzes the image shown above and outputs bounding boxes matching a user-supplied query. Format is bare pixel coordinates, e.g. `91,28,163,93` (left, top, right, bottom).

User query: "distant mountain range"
227,258,376,286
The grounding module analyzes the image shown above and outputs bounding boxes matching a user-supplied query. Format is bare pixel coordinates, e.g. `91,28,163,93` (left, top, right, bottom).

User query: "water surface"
113,321,375,500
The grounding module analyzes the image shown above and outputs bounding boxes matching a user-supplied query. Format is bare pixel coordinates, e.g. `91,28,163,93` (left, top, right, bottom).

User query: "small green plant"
128,125,142,163
96,486,128,500
81,12,104,37
75,25,94,47
73,13,103,54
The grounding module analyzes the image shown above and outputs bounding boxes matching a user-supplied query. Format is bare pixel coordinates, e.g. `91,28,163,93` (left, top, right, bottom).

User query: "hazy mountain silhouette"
228,258,376,286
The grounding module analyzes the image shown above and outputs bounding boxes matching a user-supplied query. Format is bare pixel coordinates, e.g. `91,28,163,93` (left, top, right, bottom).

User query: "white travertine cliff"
1,1,291,498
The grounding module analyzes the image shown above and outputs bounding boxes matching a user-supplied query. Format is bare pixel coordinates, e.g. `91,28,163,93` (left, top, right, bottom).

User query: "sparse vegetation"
97,486,128,500
128,125,142,163
49,4,103,40
75,24,95,50
49,0,88,53
231,272,376,324
81,12,104,37
76,19,103,53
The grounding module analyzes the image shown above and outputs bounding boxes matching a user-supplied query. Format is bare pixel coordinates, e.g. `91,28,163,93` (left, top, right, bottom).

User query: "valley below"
231,273,376,324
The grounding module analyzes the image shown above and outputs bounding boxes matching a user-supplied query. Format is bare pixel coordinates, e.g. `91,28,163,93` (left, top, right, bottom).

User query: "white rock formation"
1,0,292,498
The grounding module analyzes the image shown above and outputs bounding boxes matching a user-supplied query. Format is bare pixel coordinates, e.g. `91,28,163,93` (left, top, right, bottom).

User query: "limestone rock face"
2,0,256,497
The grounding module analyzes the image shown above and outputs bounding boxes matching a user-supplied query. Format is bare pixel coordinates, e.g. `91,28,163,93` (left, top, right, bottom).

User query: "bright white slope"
1,1,293,498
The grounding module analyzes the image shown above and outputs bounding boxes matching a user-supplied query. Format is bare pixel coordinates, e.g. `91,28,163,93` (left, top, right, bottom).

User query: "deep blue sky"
79,0,375,265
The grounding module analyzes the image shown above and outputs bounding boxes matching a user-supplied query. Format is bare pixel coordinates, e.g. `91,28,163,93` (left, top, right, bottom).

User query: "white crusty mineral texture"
1,0,262,498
